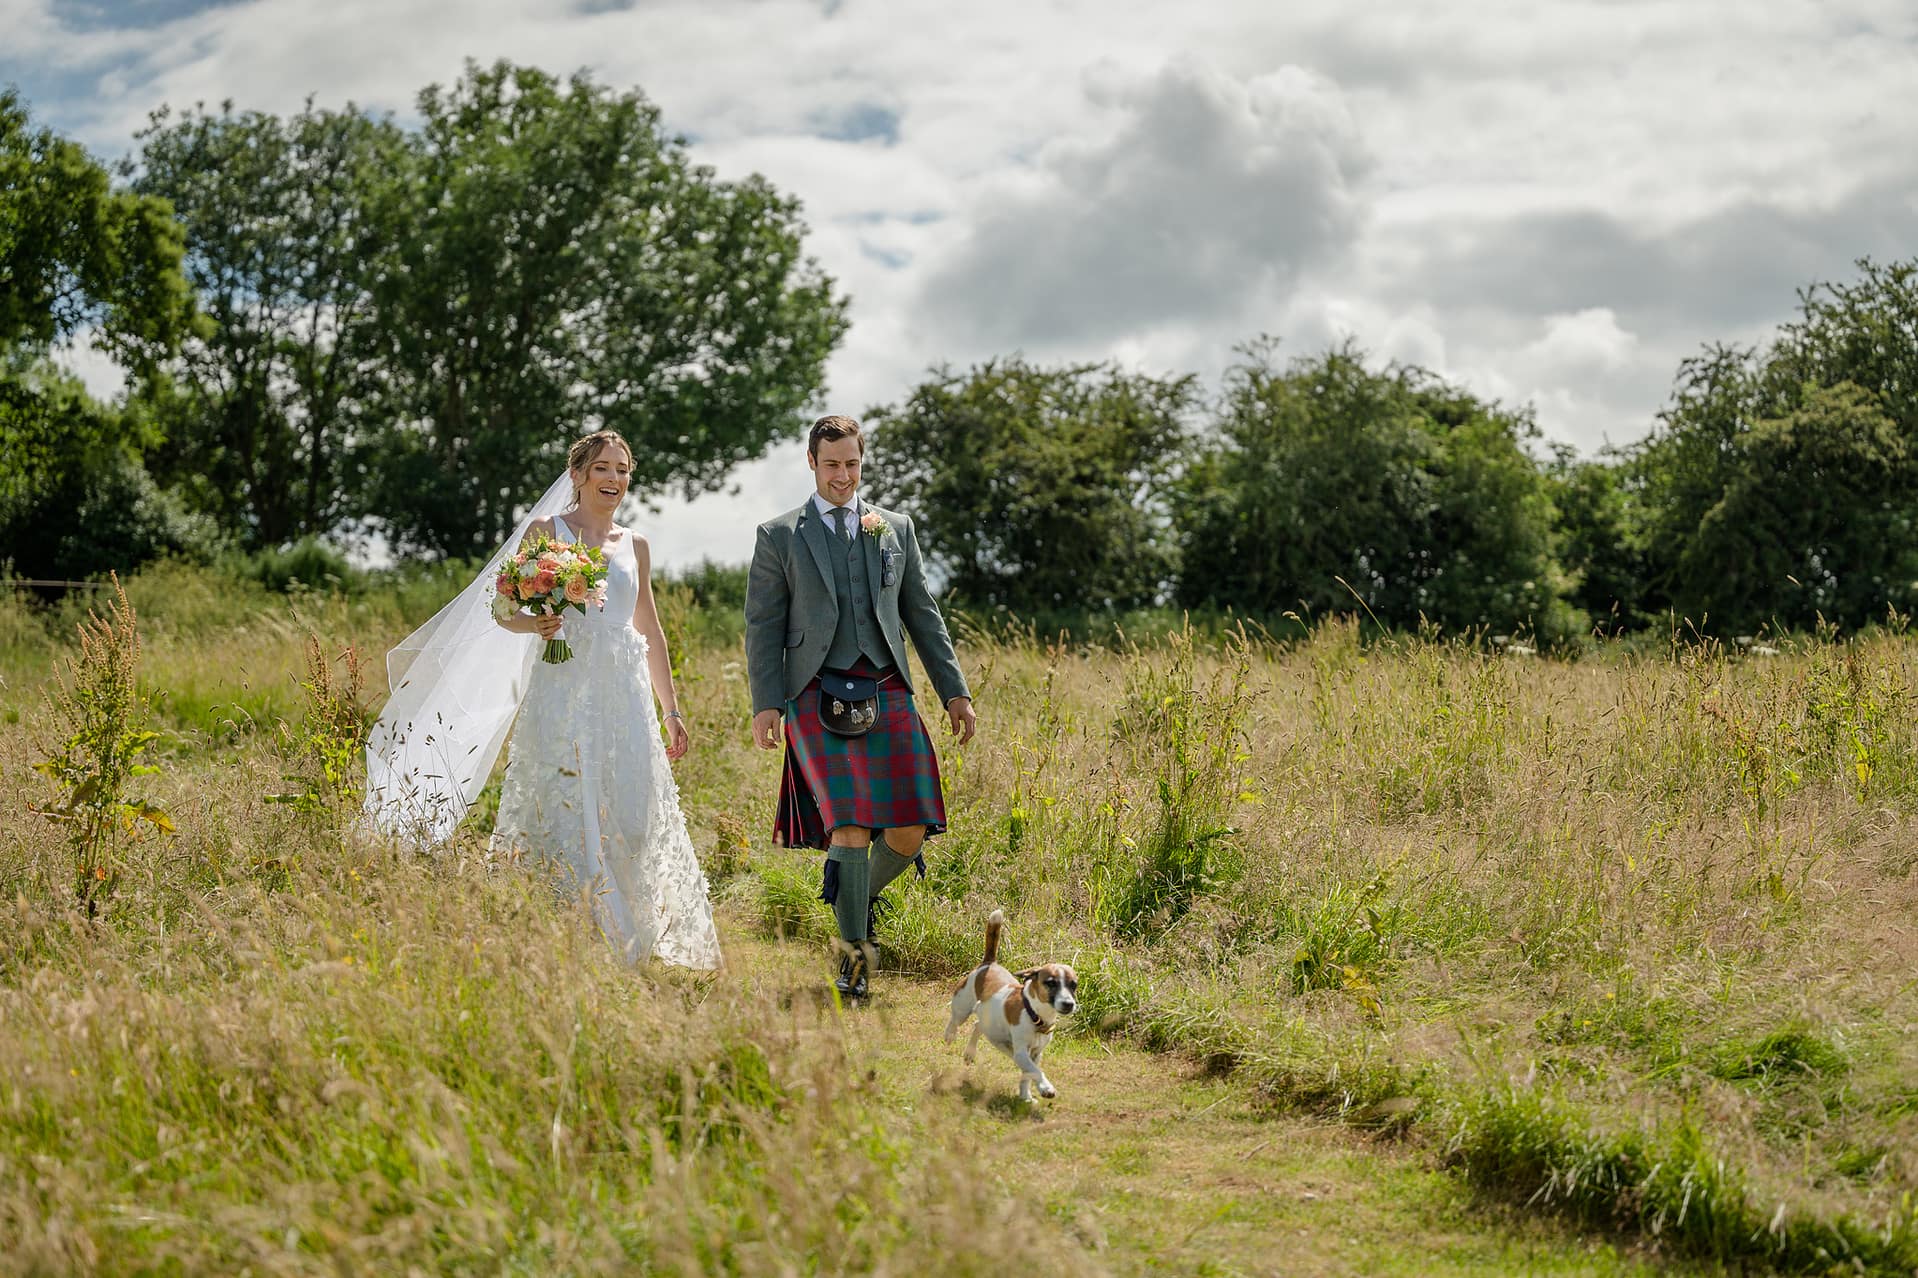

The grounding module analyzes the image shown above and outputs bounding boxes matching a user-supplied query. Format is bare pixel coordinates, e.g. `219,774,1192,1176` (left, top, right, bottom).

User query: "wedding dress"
487,515,721,970
364,477,720,972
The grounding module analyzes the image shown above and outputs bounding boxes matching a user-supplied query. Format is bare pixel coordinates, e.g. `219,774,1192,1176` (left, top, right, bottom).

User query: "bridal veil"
363,471,573,844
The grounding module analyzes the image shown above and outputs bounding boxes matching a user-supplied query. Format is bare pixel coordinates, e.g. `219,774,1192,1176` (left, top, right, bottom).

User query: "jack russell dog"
945,909,1078,1102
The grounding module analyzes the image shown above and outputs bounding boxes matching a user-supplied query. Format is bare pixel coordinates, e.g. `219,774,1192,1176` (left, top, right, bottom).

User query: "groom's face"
809,436,862,507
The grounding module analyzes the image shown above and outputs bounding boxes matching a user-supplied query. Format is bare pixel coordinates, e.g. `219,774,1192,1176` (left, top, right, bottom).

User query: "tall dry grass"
0,577,1094,1276
5,565,1918,1272
742,616,1918,1269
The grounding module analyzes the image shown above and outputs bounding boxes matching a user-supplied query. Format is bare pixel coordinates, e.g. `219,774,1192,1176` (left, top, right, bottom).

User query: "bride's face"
573,444,633,515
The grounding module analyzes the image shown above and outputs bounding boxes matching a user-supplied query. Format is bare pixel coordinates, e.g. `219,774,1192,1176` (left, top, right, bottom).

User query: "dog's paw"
1037,1080,1057,1099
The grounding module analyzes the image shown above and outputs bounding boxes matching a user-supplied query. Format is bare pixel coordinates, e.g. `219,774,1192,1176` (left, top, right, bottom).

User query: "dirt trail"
726,932,1699,1277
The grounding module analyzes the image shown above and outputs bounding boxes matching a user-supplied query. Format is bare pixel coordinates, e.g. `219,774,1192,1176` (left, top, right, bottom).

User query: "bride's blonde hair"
567,430,633,503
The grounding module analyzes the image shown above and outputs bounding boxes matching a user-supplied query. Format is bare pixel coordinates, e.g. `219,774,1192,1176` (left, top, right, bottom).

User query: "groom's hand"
752,708,783,751
946,696,976,745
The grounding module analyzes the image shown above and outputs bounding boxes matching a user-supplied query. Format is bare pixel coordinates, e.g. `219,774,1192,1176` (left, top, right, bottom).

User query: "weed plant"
25,576,173,917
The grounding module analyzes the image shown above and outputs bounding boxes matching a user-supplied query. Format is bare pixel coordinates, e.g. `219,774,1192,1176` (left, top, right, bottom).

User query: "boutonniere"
859,510,892,540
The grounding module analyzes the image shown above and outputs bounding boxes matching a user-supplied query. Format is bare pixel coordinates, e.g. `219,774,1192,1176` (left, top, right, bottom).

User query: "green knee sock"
869,830,921,896
827,841,871,942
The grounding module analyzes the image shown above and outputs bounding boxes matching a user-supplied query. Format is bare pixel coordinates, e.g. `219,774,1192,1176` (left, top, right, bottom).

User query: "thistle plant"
29,576,172,917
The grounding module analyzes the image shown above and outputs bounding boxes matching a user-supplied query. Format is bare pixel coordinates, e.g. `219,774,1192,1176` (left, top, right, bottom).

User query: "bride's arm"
630,536,688,757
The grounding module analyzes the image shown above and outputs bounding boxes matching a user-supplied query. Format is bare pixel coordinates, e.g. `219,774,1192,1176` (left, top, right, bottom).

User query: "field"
3,564,1916,1275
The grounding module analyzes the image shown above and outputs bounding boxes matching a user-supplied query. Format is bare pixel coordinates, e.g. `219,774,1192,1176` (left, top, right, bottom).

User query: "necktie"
833,506,851,539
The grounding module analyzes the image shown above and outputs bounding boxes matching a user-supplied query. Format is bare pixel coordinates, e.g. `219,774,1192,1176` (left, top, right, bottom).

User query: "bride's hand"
532,613,563,640
663,713,690,760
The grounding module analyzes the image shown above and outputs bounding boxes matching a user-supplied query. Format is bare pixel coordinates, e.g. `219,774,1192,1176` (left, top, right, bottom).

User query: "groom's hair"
807,415,864,459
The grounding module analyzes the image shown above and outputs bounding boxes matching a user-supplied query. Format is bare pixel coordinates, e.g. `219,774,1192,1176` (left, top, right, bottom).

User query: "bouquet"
489,535,610,664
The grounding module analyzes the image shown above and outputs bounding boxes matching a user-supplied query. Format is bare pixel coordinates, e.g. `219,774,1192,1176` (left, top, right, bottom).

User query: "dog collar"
1020,992,1054,1033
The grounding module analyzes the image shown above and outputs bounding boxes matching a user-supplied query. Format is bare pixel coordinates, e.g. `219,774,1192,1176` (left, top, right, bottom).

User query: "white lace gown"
490,516,722,970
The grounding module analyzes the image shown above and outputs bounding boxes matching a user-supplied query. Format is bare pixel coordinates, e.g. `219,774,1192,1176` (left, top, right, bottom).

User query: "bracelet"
664,711,683,720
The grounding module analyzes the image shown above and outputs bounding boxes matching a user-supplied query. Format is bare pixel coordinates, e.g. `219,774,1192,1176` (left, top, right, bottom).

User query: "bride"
364,429,721,971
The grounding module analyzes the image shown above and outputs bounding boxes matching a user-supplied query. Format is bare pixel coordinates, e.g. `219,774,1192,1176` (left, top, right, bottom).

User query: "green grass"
5,561,1918,1273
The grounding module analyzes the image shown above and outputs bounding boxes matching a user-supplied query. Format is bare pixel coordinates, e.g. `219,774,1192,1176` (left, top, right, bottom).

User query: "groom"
746,414,976,999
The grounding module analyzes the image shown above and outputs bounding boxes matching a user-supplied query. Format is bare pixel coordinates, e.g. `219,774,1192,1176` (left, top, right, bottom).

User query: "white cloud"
919,59,1369,352
7,0,1917,565
1522,309,1637,376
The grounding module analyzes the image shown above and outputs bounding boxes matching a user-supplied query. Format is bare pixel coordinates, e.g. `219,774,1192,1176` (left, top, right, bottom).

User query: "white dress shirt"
811,491,859,537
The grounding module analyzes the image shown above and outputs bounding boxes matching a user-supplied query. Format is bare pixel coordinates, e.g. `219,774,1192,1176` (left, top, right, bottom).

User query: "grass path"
723,926,1704,1277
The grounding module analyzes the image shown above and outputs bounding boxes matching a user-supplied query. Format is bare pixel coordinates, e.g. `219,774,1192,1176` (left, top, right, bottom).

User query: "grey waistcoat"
822,512,890,670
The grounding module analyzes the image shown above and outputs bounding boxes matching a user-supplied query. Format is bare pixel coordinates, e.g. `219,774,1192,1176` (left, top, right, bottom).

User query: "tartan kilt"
774,664,947,850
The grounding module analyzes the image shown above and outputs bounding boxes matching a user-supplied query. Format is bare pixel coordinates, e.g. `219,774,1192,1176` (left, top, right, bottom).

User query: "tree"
363,61,849,559
1545,447,1647,631
1769,259,1918,436
128,100,404,549
2,90,199,576
0,358,217,578
863,358,1198,615
1177,341,1573,640
1,88,194,364
1631,343,1763,619
1671,383,1912,631
1631,258,1918,632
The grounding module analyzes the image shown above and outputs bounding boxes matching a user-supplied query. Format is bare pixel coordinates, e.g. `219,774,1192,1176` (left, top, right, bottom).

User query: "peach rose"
533,571,558,593
516,579,540,600
564,575,589,604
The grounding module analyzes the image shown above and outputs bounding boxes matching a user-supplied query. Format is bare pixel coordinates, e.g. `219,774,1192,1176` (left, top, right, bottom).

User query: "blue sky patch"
811,101,899,145
54,0,242,32
859,241,910,270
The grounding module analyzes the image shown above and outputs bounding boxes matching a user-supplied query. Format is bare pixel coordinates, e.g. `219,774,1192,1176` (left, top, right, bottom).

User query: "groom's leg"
870,825,926,896
828,827,875,998
865,826,927,951
826,827,873,942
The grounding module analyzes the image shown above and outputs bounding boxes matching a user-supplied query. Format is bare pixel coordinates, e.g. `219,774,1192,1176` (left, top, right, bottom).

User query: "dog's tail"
982,909,1004,968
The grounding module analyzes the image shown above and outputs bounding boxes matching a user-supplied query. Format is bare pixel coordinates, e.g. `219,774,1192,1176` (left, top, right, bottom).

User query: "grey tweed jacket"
744,498,970,715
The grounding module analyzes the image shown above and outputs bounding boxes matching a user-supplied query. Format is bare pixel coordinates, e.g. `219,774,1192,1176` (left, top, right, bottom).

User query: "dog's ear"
1012,968,1038,983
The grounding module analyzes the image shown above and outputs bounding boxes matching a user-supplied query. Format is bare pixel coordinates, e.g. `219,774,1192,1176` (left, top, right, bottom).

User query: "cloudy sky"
6,0,1916,567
